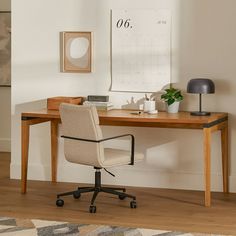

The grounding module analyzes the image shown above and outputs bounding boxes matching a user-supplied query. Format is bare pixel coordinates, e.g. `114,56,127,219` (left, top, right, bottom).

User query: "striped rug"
0,216,228,236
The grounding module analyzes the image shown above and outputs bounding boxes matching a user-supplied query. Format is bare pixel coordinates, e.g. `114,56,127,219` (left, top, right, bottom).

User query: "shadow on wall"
120,83,183,111
14,99,46,114
121,93,166,111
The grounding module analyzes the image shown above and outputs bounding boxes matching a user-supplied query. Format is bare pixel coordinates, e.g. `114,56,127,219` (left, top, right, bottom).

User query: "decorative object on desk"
144,100,156,113
187,78,215,116
143,94,158,113
47,96,83,110
83,100,113,111
161,87,183,113
0,11,11,87
87,95,109,102
60,31,92,73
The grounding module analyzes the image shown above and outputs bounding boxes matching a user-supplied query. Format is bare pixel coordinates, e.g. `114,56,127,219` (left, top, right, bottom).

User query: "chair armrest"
61,134,135,165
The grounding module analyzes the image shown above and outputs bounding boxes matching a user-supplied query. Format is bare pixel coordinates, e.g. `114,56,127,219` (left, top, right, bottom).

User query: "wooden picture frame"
60,31,92,73
0,11,11,87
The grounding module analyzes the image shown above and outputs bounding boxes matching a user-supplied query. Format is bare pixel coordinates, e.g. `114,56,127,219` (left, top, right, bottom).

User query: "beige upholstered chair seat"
57,103,144,213
103,148,143,167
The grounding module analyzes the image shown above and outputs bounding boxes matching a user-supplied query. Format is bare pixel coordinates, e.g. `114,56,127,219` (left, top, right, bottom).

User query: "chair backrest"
59,103,104,167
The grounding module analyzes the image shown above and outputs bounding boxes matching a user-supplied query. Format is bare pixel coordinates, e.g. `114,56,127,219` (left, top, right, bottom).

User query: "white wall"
11,0,236,192
0,0,11,152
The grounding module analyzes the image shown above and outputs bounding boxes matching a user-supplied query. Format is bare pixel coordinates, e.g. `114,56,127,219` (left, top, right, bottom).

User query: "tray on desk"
47,96,83,110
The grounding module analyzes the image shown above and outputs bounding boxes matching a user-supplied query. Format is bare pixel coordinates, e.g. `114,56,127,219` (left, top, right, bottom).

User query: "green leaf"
167,98,175,106
161,87,184,104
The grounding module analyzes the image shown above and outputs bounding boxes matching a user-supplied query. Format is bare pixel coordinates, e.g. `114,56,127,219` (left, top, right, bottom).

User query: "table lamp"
187,78,215,116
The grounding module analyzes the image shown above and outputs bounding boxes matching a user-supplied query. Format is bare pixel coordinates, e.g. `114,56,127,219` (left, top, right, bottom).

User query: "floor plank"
0,152,236,235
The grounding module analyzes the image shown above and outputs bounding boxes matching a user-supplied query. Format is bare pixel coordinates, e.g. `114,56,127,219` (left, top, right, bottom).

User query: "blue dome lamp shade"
187,78,215,116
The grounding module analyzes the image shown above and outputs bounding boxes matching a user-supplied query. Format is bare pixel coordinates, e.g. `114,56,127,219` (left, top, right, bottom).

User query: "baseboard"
10,162,236,193
0,138,11,152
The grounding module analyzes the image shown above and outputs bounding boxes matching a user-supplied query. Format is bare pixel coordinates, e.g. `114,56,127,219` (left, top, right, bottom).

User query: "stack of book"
83,101,113,111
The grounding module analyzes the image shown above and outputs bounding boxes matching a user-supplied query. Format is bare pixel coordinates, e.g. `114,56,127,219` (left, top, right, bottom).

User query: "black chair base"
56,168,137,213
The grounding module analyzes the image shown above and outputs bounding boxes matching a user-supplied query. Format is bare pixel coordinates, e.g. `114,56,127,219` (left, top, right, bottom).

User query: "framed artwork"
0,11,11,87
60,31,92,73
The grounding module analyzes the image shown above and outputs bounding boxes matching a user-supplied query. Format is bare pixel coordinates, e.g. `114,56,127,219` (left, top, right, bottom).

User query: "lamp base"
190,111,211,116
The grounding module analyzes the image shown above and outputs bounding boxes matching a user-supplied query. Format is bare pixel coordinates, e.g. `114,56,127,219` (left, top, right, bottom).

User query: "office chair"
56,103,144,213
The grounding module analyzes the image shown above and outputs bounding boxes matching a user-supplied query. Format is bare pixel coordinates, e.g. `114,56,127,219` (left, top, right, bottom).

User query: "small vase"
166,101,180,113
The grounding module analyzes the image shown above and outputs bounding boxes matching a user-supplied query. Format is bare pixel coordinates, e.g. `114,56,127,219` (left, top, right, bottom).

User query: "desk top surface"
22,109,228,128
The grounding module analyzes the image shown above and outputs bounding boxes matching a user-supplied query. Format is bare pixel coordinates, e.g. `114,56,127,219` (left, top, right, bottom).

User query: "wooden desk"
21,109,229,207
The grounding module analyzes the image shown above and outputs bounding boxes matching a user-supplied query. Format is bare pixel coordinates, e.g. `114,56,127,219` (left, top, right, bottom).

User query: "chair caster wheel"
119,194,126,200
56,199,64,207
89,205,96,213
130,200,137,208
73,191,81,199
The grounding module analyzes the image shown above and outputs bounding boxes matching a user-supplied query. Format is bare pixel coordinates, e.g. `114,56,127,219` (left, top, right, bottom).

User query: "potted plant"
161,87,183,113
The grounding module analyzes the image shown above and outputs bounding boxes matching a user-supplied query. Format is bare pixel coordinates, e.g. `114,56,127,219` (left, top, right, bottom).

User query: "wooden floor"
0,152,236,235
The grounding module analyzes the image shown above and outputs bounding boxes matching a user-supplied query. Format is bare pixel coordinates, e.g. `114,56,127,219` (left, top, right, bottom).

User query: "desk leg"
221,120,229,193
203,127,211,207
51,119,58,183
21,120,30,194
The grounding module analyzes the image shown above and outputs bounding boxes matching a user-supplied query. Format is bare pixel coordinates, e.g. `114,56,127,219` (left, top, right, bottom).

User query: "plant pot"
144,100,156,113
166,101,180,113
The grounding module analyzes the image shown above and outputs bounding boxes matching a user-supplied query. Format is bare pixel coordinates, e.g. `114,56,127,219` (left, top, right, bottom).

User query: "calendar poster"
111,9,171,92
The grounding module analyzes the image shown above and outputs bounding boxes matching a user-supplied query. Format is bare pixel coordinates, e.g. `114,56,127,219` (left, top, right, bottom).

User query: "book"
83,101,113,107
87,95,109,102
83,101,113,111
